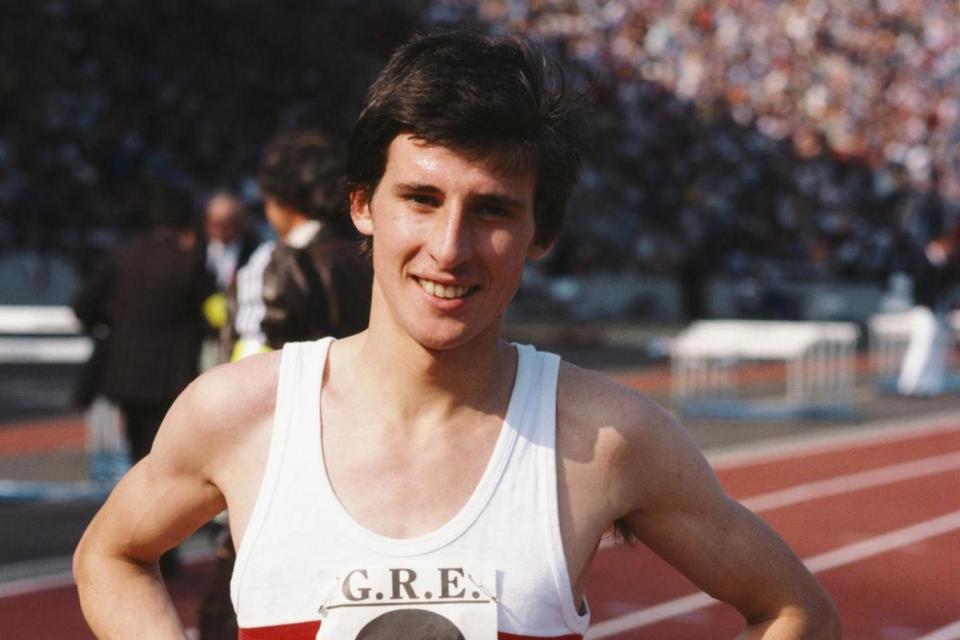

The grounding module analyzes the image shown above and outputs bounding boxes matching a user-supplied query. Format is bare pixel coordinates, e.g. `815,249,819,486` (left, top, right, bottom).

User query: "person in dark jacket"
258,133,372,348
73,185,210,461
897,226,960,395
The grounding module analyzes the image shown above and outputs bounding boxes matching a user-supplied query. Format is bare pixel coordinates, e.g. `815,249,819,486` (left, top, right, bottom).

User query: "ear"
349,188,374,237
526,239,553,260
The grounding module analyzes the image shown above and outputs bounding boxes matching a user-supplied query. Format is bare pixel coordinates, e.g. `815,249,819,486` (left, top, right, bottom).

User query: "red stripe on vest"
499,634,582,640
238,620,321,639
238,623,582,640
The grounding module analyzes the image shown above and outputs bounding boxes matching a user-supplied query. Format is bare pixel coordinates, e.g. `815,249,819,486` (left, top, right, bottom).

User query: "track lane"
717,425,960,498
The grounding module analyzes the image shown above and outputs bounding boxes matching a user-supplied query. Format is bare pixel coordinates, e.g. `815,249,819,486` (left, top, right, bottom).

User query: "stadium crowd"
0,0,417,270
441,0,960,283
2,0,959,288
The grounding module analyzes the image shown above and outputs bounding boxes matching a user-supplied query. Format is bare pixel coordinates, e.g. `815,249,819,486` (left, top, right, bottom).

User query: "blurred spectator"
204,192,260,293
258,133,371,348
224,238,275,361
201,192,262,362
897,226,960,396
71,184,210,575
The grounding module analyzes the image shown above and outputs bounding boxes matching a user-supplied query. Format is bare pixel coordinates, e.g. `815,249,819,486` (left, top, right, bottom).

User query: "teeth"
418,278,470,299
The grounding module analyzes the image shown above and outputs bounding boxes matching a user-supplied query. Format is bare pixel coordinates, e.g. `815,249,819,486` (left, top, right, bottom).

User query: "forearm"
74,547,186,639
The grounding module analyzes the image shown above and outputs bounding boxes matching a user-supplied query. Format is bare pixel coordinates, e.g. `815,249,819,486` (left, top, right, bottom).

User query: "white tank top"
231,338,589,639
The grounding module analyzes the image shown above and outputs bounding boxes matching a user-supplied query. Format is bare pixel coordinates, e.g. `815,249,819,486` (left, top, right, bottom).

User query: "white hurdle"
0,305,92,364
671,320,859,420
0,305,126,502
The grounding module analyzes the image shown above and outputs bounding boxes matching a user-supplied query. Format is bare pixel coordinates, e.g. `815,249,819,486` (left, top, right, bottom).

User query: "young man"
74,31,840,639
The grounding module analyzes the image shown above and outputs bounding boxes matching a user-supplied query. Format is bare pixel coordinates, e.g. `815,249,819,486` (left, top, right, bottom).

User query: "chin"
414,332,472,353
406,322,481,353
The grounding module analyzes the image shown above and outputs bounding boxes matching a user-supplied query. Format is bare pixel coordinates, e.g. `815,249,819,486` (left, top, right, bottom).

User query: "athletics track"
2,404,960,638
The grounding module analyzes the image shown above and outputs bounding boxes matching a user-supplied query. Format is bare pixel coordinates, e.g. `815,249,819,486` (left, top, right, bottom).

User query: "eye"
474,203,511,218
406,193,439,208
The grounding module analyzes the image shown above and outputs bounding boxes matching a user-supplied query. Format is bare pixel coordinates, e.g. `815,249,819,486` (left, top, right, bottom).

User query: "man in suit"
73,185,210,463
204,192,260,294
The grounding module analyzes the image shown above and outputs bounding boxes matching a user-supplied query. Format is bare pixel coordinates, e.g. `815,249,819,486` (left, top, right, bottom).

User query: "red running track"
3,412,960,639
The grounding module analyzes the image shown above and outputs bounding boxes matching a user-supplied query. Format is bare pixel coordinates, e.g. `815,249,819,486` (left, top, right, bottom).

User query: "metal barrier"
671,320,859,420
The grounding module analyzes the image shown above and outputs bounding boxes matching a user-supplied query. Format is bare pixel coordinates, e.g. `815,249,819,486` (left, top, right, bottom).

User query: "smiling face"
351,134,547,352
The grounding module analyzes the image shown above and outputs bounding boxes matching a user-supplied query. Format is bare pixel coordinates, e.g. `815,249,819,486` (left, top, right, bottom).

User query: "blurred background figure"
201,192,262,364
70,184,210,576
223,235,275,362
897,226,960,396
204,192,259,294
258,133,372,348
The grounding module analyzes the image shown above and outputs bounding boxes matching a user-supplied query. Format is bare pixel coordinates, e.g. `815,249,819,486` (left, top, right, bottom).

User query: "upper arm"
78,379,228,564
78,355,278,563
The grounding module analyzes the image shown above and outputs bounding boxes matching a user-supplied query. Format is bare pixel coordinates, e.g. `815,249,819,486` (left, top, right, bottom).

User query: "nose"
427,205,473,268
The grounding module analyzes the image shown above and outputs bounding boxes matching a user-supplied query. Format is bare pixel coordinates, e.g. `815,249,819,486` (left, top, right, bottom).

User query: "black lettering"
342,569,371,601
390,568,418,600
439,567,466,599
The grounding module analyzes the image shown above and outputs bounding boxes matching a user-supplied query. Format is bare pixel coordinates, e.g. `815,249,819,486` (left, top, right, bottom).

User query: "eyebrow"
393,182,527,211
393,182,442,195
471,193,528,212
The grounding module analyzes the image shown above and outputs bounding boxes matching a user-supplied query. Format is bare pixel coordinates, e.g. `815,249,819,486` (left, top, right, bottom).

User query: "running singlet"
231,338,589,639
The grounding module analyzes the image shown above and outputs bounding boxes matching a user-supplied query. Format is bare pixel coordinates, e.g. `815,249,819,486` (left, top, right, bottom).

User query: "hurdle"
671,320,859,420
0,305,128,502
869,309,960,393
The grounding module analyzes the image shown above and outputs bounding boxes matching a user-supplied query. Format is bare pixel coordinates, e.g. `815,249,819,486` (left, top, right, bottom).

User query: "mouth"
415,277,477,300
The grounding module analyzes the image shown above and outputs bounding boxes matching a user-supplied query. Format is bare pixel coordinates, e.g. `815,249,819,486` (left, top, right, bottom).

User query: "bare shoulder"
149,350,282,477
556,361,715,516
557,361,682,468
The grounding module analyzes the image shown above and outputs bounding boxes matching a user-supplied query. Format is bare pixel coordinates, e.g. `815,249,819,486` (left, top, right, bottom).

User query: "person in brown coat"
73,185,209,462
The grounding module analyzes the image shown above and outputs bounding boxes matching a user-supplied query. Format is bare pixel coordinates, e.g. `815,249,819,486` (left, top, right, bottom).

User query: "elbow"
781,590,842,640
73,534,93,595
809,595,842,640
745,589,841,639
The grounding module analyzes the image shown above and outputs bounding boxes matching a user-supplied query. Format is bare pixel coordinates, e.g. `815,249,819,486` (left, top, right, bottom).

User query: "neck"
348,311,514,426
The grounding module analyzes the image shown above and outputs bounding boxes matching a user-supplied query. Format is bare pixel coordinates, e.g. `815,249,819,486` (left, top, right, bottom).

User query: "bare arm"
617,400,839,638
560,367,840,639
74,355,276,638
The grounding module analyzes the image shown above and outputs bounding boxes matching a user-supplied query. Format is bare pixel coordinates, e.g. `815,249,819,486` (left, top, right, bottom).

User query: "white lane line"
599,450,960,551
0,571,75,599
586,509,960,639
707,409,960,470
741,451,960,513
802,509,960,572
0,546,214,599
917,619,960,640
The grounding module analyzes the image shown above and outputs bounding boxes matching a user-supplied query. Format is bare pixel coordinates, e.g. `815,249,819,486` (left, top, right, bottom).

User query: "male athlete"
74,31,840,639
